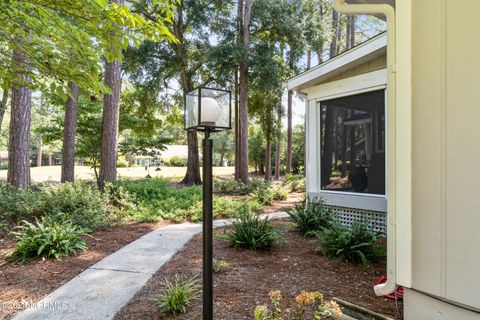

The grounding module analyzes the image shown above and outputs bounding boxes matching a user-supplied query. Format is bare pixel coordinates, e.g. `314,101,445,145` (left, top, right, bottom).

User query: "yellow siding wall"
412,0,480,310
326,55,386,83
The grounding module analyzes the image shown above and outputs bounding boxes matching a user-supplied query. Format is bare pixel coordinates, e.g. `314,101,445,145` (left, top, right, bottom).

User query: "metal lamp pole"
202,129,213,320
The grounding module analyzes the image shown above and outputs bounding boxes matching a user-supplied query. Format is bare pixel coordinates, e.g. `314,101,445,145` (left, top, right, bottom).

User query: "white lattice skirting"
327,206,387,234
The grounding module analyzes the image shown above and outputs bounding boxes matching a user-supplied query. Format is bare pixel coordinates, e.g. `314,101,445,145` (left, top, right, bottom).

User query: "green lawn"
0,165,235,183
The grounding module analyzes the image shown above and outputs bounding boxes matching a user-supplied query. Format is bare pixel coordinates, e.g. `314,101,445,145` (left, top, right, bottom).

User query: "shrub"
167,156,188,167
155,274,201,315
284,174,306,193
251,184,274,205
310,219,385,266
272,187,288,201
221,205,280,250
10,217,88,263
0,163,7,170
288,198,336,236
40,182,110,230
0,184,43,222
214,179,248,195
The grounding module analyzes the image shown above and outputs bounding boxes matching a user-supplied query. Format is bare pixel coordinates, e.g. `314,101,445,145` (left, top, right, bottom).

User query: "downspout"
333,0,397,297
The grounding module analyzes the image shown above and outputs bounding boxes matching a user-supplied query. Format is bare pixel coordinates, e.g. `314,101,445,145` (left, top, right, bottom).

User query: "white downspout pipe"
333,0,397,297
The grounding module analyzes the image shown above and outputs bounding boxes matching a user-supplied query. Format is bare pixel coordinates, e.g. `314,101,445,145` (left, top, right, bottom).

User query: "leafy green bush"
214,179,248,195
221,205,280,250
40,182,110,230
0,184,43,222
284,174,306,193
155,274,201,315
272,187,288,201
10,217,88,263
310,219,385,266
251,184,274,205
0,163,7,170
288,198,336,236
166,156,188,167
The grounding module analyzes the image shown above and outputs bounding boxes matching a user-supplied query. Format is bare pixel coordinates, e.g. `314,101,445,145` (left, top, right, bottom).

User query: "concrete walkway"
13,212,289,320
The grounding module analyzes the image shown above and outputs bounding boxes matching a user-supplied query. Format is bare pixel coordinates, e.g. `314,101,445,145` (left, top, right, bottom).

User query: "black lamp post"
184,87,232,320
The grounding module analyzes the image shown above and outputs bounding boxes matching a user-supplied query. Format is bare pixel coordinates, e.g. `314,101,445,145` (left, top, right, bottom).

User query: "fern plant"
221,205,280,250
10,217,88,263
288,198,336,236
310,219,385,266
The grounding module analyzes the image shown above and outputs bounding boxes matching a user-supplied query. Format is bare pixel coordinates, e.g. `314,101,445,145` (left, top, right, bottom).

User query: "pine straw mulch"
114,220,404,320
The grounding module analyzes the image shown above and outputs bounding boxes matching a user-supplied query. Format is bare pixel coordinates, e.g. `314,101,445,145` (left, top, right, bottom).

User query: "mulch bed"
0,221,166,320
0,195,301,320
115,220,404,320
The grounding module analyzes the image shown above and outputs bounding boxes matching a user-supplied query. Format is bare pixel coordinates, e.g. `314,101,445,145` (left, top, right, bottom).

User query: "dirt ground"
0,195,301,320
115,220,404,320
0,221,166,320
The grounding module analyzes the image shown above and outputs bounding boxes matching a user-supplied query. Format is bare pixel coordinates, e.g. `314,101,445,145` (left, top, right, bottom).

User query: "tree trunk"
99,0,123,189
61,82,79,183
238,0,253,184
219,152,224,167
181,130,201,184
36,137,42,167
274,109,282,180
264,138,271,181
286,91,293,174
306,49,312,69
349,16,356,49
48,154,53,166
8,48,32,188
234,69,240,180
329,9,339,59
0,90,8,133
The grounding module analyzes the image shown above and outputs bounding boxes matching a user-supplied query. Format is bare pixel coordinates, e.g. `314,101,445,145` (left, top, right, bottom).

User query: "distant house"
0,151,8,166
289,1,480,319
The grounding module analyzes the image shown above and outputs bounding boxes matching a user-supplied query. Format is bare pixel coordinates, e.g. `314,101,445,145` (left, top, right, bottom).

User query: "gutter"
333,0,397,297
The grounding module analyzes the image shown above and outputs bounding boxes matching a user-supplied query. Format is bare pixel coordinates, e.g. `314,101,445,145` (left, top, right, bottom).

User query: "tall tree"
1,0,176,188
61,82,79,182
8,47,32,188
125,0,233,185
237,0,253,184
98,0,124,189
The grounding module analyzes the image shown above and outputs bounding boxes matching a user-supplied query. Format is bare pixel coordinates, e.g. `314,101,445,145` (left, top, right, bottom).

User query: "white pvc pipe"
333,0,397,297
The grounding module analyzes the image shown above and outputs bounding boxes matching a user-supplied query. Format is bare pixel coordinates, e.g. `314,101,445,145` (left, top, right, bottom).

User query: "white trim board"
288,34,387,92
306,69,387,101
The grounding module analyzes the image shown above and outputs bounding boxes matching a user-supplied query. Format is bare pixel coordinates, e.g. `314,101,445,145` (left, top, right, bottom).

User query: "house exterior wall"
403,0,480,317
324,55,386,83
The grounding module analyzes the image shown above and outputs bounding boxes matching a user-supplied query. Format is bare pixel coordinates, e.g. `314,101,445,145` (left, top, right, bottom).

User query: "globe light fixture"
184,86,232,320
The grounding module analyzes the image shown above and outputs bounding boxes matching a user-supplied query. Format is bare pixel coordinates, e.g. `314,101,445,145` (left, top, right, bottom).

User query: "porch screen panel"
320,90,385,195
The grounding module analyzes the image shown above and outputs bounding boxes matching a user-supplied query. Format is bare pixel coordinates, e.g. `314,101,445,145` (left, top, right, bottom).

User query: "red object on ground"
375,276,404,301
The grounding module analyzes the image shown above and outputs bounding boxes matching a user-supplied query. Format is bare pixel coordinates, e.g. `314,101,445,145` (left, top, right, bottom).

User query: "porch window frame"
305,69,387,212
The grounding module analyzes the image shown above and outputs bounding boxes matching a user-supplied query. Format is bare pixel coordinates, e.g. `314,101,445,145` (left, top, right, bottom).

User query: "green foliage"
310,220,386,266
291,124,305,175
213,258,230,273
117,157,129,168
214,179,248,195
284,174,306,193
120,178,260,223
10,217,88,264
39,182,111,230
252,184,275,205
0,0,177,94
0,163,7,170
155,274,201,315
0,182,135,237
221,205,280,250
272,187,288,201
288,198,335,236
165,156,188,167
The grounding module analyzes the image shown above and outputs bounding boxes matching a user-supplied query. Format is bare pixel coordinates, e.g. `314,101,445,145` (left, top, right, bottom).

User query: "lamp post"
184,87,232,320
